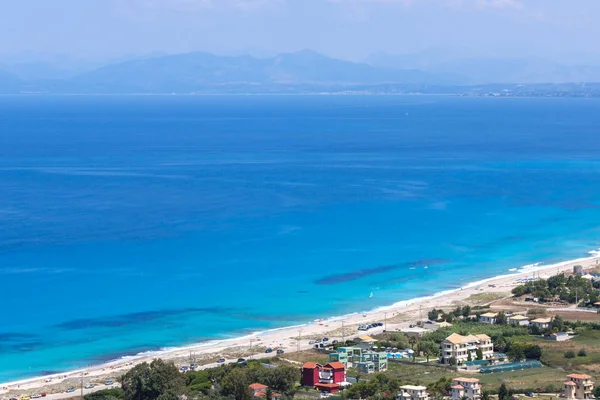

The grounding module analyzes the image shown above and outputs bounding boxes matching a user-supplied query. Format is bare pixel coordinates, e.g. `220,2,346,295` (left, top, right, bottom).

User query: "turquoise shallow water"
1,95,600,381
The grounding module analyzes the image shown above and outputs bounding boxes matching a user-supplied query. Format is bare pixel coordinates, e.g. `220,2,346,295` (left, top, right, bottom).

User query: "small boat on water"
509,268,517,272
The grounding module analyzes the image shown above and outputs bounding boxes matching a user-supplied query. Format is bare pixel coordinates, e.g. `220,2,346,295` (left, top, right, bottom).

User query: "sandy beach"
2,255,599,399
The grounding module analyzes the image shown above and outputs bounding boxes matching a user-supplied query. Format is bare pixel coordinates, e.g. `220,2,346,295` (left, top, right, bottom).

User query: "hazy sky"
2,0,600,63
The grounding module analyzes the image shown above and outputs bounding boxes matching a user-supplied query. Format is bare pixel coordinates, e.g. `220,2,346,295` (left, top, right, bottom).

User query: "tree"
593,386,600,399
428,309,441,321
417,340,439,362
449,356,457,366
461,306,471,318
578,348,587,357
85,389,124,400
185,370,213,394
220,368,252,400
495,312,507,325
552,316,565,332
121,359,185,400
494,337,507,353
258,365,298,396
409,336,417,349
498,383,511,400
482,391,490,400
346,380,378,399
507,343,525,362
467,351,472,362
564,350,576,359
476,348,483,360
524,345,542,360
512,285,527,297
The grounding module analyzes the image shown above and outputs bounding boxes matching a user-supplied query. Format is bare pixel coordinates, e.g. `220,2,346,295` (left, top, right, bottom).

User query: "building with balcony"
439,333,494,365
451,377,481,400
399,385,429,400
564,373,594,399
300,362,346,393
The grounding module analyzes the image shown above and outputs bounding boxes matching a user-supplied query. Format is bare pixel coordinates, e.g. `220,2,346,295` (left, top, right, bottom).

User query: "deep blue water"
1,95,600,382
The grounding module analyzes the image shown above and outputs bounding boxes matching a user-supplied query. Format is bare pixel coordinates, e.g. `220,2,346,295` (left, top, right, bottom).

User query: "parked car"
331,340,338,344
322,338,329,342
525,392,535,397
41,394,47,397
309,340,315,344
9,397,18,400
180,366,189,372
265,348,273,353
217,358,226,363
277,349,285,354
237,358,246,364
84,384,95,389
31,394,42,398
105,380,114,386
377,322,384,327
66,387,76,393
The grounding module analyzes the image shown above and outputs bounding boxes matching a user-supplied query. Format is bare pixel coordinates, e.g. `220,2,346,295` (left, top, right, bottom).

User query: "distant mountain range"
365,52,600,84
2,50,600,94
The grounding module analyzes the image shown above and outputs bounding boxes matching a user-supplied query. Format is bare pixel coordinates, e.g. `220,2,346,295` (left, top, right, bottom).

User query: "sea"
1,95,600,382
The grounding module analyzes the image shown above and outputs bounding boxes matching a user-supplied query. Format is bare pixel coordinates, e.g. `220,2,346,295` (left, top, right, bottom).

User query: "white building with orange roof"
564,373,594,399
439,333,494,364
451,377,481,400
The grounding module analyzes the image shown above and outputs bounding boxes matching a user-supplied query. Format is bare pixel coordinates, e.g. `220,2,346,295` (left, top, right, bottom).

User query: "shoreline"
2,252,599,393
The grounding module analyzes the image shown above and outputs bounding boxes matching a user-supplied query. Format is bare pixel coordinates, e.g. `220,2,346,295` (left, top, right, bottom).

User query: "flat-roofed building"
399,385,429,400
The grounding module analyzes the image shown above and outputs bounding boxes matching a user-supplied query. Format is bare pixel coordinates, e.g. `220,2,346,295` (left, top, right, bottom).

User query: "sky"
1,0,600,64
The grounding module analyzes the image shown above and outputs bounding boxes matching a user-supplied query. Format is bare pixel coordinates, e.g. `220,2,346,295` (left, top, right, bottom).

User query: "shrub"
564,350,576,359
577,348,587,357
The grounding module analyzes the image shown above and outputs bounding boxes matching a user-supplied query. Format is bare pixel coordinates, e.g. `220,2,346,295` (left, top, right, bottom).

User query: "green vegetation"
346,373,399,399
84,388,125,400
121,359,185,400
512,273,599,305
564,350,576,359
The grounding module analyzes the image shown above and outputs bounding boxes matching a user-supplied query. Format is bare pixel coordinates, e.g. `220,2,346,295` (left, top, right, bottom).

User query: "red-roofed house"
564,374,594,399
301,362,322,388
451,378,481,400
301,362,346,393
249,383,281,398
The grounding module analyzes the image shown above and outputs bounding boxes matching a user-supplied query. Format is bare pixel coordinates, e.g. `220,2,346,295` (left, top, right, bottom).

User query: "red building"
301,362,346,393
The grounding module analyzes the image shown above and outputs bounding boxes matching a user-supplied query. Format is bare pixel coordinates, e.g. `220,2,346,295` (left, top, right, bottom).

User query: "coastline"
2,253,599,394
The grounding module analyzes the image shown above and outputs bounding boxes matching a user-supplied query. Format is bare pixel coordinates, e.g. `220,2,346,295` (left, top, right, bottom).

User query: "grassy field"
537,330,600,375
383,361,568,392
